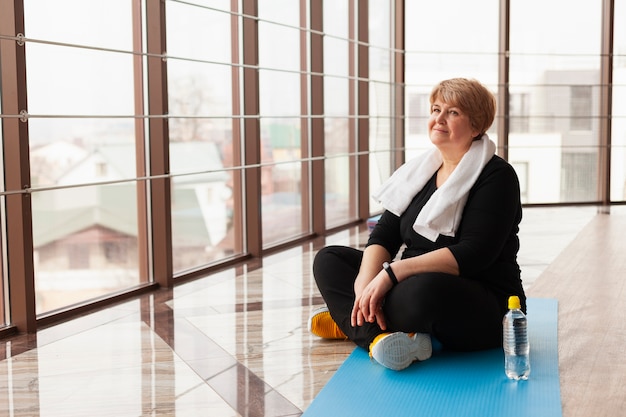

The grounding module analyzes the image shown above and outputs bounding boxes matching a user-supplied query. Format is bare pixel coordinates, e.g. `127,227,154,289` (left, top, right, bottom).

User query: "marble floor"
0,207,600,416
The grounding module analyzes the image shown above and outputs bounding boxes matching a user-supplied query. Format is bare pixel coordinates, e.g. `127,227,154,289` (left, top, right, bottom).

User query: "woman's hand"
349,247,459,331
351,270,393,330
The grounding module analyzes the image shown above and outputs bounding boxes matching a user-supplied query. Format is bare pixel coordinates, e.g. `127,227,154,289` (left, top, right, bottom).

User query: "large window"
368,0,395,213
509,0,602,204
0,0,624,333
258,0,309,247
404,0,500,160
166,1,240,273
24,0,144,314
323,0,358,228
611,0,626,202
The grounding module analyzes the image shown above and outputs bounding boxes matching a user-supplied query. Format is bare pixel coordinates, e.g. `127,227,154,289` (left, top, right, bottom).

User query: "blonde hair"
429,78,496,139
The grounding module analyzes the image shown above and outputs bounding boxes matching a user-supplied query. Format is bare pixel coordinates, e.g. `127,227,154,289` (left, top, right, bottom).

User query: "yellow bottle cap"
508,295,521,309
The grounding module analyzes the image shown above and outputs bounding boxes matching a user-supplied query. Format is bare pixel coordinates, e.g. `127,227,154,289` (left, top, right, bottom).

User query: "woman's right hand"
351,244,392,329
351,272,371,326
351,271,390,330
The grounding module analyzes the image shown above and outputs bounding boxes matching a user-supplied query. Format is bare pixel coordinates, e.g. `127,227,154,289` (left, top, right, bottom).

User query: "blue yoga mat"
303,297,561,417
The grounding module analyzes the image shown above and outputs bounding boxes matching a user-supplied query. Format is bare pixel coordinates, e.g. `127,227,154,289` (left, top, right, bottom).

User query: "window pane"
510,0,602,204
405,0,499,83
324,0,358,228
166,2,241,271
23,0,145,313
259,118,305,244
32,184,140,314
611,1,626,202
258,2,308,246
404,0,500,200
368,0,393,212
171,171,231,271
24,0,133,50
261,160,304,244
24,0,135,130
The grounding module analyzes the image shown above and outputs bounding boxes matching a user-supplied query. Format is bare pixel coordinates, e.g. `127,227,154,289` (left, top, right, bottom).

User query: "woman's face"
428,99,479,152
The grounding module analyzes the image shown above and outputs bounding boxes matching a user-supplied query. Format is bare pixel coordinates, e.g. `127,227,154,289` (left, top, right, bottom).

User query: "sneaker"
308,306,347,339
369,332,432,371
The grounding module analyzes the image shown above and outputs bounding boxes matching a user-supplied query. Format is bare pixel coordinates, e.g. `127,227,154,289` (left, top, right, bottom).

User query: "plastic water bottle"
503,295,530,380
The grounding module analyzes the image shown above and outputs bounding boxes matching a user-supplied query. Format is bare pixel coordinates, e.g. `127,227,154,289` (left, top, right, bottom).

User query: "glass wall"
24,0,145,314
509,0,602,204
165,1,240,272
258,0,309,247
323,0,359,228
404,0,500,159
403,0,615,206
0,0,624,332
611,1,626,202
368,0,394,212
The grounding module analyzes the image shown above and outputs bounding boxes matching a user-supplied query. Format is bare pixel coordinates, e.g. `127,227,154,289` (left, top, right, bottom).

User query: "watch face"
382,262,398,285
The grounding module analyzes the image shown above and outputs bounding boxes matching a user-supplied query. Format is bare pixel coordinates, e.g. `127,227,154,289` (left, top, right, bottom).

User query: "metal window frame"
0,0,36,333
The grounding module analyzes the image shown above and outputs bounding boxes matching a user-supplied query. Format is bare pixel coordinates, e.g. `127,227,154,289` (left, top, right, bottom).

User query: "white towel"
372,134,496,241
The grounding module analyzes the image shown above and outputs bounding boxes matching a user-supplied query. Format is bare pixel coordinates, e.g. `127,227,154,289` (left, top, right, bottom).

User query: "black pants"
313,245,504,351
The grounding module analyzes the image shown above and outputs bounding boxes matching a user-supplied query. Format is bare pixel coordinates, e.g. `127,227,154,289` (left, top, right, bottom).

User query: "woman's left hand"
350,271,393,330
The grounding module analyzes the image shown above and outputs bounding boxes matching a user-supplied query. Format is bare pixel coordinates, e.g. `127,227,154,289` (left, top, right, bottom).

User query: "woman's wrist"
382,262,399,286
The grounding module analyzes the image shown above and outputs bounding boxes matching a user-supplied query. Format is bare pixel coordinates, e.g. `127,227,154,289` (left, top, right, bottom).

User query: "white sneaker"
369,332,432,371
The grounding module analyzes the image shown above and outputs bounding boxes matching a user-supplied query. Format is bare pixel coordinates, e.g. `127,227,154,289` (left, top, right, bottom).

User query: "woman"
309,78,525,371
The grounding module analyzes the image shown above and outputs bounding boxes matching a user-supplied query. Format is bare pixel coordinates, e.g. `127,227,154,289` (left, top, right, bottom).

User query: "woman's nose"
435,112,446,123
